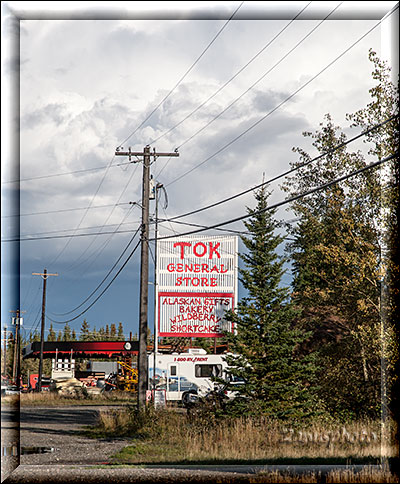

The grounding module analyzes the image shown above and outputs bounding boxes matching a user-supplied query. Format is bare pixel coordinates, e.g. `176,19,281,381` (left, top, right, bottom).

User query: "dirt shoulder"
19,405,131,466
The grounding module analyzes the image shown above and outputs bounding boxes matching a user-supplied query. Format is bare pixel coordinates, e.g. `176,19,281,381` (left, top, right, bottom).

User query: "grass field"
3,392,398,481
2,390,136,406
86,406,397,461
88,406,399,482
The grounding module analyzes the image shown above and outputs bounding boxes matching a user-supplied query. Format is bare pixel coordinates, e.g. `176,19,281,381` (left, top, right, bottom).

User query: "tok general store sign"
156,235,238,337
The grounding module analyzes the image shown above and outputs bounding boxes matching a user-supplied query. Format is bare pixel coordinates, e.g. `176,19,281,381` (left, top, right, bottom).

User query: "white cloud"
2,1,396,331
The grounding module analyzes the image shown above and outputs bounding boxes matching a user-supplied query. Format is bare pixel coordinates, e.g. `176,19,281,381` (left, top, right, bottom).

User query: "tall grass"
94,406,398,463
13,390,135,406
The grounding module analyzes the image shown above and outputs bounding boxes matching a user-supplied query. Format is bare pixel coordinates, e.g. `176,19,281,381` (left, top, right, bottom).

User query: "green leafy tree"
224,186,319,420
280,52,398,419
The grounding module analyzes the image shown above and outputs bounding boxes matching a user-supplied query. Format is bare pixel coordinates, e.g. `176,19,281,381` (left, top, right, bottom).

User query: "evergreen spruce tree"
62,323,71,341
80,319,91,341
224,185,319,420
47,323,56,342
117,322,124,340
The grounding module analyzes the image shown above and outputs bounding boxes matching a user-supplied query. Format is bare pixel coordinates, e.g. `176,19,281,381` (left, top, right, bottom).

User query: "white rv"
148,348,234,404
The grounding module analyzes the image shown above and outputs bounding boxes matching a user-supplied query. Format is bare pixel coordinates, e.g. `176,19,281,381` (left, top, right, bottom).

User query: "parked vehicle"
148,349,240,405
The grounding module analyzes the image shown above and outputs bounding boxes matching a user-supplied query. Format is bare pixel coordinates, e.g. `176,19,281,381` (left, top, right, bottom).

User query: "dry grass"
1,390,136,406
251,467,399,483
326,466,399,483
93,407,398,465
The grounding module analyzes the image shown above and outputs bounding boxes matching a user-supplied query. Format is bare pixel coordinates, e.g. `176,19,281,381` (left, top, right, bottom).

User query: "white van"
148,348,233,404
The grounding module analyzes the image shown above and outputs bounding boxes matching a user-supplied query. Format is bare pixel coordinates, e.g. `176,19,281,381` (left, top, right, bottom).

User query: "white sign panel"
157,235,238,337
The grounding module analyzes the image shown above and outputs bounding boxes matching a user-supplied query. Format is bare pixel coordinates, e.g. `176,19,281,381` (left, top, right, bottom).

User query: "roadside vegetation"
90,406,397,463
1,390,136,407
84,52,399,483
2,50,398,484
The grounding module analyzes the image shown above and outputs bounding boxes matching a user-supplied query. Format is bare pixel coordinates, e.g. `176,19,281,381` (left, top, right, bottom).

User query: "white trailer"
148,348,232,404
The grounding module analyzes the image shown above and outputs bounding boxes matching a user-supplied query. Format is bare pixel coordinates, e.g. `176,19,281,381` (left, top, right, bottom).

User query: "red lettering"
201,264,209,273
193,242,207,257
210,277,217,287
174,242,192,259
167,263,174,272
209,242,221,259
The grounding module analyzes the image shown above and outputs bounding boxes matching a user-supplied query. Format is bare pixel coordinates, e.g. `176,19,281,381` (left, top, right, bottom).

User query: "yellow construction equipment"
116,358,138,392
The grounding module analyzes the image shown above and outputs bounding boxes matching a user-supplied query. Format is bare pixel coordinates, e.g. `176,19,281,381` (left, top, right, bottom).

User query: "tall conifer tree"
224,185,318,419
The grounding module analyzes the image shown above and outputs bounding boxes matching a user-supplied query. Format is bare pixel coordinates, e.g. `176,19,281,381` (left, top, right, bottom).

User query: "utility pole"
115,146,179,407
153,182,165,401
3,325,8,376
32,269,58,391
10,310,24,385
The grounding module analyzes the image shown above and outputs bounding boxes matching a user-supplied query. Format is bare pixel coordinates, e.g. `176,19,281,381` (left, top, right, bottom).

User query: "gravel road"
2,405,393,483
2,404,255,483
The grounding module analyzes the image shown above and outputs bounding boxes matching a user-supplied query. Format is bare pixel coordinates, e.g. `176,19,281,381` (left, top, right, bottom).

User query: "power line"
51,224,141,316
2,202,131,219
18,218,141,239
1,161,134,185
117,1,244,150
2,228,143,243
159,115,398,222
45,154,394,324
47,239,141,324
63,162,141,274
69,206,137,277
175,2,342,152
165,11,393,188
47,152,119,267
152,154,396,241
150,1,312,149
3,115,396,243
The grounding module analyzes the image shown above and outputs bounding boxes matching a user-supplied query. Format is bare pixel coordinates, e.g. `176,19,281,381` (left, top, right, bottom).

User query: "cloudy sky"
1,1,398,342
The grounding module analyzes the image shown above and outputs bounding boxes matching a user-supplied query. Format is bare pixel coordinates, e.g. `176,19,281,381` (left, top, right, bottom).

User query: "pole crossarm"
115,148,179,163
33,269,58,391
114,145,179,407
32,272,58,279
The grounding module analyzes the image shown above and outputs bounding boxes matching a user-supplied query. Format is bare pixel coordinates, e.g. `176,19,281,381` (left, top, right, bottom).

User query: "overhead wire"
116,1,244,150
3,114,396,243
46,238,141,324
157,115,398,223
46,153,396,325
165,9,394,188
51,224,142,317
152,154,396,241
150,1,312,149
1,161,134,185
63,161,141,273
47,152,118,267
